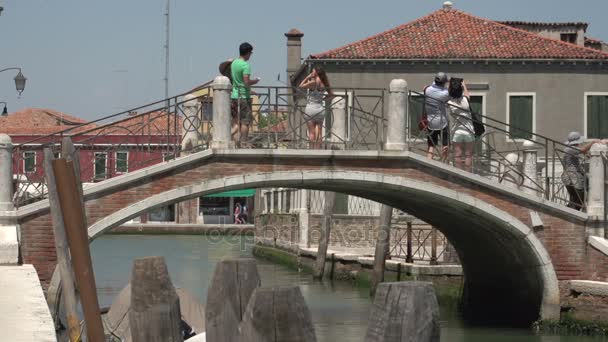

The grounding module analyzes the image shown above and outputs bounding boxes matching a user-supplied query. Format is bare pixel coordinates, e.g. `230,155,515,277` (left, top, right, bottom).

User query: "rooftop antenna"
163,0,170,101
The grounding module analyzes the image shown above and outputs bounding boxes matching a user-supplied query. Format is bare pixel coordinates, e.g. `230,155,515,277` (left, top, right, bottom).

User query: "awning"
205,189,256,197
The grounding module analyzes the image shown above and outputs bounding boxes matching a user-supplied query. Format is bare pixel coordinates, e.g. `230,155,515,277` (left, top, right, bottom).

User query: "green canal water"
91,234,607,342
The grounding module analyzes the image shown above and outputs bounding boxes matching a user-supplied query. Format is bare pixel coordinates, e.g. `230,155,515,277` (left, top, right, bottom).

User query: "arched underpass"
87,171,560,326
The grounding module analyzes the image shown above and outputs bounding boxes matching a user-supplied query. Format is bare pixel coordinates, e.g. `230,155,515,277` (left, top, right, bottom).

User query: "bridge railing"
10,83,387,207
406,90,585,208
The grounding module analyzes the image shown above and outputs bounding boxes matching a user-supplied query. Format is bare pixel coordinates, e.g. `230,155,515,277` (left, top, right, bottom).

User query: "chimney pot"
443,1,453,10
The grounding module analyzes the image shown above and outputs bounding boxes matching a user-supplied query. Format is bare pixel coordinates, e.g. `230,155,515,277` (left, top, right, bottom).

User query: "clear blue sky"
1,0,607,120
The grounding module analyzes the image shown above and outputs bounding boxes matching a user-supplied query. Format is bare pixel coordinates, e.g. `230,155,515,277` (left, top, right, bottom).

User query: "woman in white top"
448,80,474,171
299,67,334,149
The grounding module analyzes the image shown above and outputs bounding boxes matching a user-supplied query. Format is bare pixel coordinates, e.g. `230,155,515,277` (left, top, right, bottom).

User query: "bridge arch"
88,170,559,325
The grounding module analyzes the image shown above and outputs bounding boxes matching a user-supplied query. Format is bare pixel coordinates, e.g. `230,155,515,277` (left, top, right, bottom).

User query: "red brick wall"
17,156,604,288
584,245,608,282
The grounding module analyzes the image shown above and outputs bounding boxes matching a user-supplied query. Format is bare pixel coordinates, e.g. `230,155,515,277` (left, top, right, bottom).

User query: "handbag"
418,86,429,131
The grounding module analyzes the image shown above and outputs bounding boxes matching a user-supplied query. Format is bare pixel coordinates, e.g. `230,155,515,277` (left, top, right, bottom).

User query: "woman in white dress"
299,67,334,149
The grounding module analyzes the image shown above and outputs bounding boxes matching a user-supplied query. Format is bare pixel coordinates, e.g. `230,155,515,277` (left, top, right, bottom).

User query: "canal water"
91,234,606,342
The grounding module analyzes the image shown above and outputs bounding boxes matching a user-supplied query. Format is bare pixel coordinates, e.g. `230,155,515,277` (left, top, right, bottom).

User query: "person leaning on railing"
447,78,474,172
561,132,608,211
230,42,260,147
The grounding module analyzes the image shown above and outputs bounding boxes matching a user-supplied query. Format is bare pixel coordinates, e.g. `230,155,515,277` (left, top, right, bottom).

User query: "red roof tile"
312,9,608,60
0,108,97,135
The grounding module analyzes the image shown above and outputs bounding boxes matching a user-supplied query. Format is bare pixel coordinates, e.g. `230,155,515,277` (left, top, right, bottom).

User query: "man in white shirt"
424,72,451,160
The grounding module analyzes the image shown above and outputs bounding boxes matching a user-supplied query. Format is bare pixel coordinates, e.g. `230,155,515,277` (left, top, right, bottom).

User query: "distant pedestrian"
241,203,249,223
424,72,451,161
231,42,260,146
299,67,334,149
234,203,244,224
561,132,601,211
448,78,474,171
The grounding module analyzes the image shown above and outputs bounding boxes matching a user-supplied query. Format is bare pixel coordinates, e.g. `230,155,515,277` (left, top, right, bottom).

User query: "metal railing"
389,215,453,264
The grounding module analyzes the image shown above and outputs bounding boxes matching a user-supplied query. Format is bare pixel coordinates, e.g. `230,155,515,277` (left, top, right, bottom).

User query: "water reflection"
91,235,607,342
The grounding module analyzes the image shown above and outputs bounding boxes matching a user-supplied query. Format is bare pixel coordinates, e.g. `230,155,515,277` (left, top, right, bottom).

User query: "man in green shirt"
230,42,259,145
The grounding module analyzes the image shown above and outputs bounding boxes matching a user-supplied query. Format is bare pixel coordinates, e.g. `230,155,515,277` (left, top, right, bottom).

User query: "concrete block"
0,265,56,342
0,225,18,264
570,280,608,297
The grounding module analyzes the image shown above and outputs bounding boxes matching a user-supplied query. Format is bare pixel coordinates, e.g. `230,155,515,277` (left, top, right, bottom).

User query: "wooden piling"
44,148,81,342
129,256,183,342
371,205,393,296
52,158,105,342
206,258,261,342
365,282,440,342
313,191,336,279
239,286,317,342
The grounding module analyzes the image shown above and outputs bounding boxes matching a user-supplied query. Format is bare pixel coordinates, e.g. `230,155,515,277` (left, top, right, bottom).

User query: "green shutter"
509,96,533,139
94,153,107,179
24,152,36,172
334,193,349,214
205,189,256,197
408,96,425,138
587,96,608,139
469,96,484,154
116,152,128,173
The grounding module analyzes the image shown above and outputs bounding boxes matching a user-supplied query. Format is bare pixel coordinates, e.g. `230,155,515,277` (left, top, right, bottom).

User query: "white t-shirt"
448,97,474,136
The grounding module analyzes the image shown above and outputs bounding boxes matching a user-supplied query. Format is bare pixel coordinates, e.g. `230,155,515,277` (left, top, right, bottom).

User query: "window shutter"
588,96,608,139
509,96,533,139
408,96,424,138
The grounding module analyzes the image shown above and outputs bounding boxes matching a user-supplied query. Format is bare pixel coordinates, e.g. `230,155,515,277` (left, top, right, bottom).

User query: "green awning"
205,189,256,198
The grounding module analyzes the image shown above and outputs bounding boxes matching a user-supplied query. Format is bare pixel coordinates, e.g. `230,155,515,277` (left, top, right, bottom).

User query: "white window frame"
94,152,108,180
23,151,36,172
115,151,129,173
505,92,536,142
584,92,608,138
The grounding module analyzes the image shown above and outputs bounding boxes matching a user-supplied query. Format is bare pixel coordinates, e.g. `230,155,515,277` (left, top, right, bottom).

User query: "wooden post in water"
364,282,440,342
129,256,183,342
371,205,393,296
44,148,81,342
206,258,261,342
313,191,336,279
52,158,105,342
240,286,317,342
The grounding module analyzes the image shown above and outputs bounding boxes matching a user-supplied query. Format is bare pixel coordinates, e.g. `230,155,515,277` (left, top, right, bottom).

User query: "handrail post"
384,79,407,151
211,76,235,149
0,134,13,211
588,143,607,222
330,95,347,150
430,227,438,265
406,218,413,263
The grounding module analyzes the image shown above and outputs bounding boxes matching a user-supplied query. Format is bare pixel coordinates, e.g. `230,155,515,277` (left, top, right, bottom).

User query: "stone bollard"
0,134,13,211
330,95,347,149
500,153,522,189
182,93,202,151
371,204,393,296
239,286,317,342
211,76,235,149
130,256,183,342
587,143,607,218
385,79,407,151
365,282,440,342
522,140,540,196
206,258,261,342
0,134,18,265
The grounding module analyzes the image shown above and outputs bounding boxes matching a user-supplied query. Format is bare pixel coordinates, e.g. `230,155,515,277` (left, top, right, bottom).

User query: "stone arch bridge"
12,148,608,324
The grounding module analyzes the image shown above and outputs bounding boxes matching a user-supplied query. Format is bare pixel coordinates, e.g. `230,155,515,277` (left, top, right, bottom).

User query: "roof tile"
312,9,608,60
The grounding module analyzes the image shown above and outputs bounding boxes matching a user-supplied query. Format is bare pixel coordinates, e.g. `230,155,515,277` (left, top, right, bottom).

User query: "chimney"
129,111,138,116
443,1,453,10
285,29,304,82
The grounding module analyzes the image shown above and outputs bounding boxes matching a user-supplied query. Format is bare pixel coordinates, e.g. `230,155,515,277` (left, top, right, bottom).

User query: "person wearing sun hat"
561,132,602,210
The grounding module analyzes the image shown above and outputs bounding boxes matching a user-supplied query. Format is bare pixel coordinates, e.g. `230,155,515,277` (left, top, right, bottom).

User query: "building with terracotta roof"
287,1,608,143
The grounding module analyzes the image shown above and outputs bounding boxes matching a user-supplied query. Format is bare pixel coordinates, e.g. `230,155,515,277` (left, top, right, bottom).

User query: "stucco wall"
312,62,608,143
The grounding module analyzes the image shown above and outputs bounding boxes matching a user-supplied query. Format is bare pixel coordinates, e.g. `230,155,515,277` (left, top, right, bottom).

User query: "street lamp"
0,68,27,95
0,102,7,116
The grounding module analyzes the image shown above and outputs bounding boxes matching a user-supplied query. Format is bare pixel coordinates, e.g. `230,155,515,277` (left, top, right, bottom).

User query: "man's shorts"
231,98,253,125
427,127,450,147
452,131,475,143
